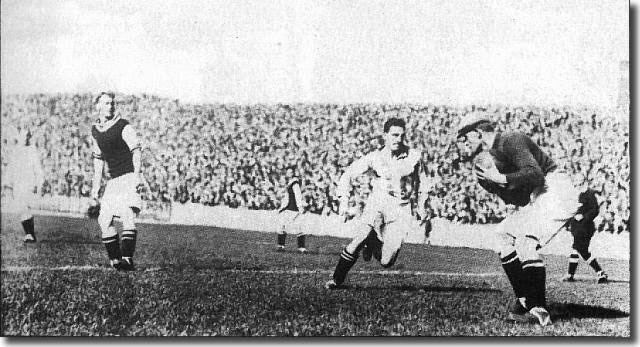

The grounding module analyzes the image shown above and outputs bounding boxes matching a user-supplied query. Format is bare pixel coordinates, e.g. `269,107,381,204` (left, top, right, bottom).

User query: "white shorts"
359,194,413,259
7,185,35,214
497,171,581,246
101,173,142,219
278,210,303,235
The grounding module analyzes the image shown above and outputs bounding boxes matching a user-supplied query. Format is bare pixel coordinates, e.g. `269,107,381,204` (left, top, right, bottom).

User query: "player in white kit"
325,118,431,289
3,127,44,243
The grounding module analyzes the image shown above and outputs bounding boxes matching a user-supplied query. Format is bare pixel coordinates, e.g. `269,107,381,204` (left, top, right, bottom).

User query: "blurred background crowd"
1,93,629,233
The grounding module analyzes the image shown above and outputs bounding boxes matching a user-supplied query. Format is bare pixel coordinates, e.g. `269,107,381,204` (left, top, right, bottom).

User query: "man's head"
456,112,495,149
383,117,406,152
94,92,116,121
285,167,295,179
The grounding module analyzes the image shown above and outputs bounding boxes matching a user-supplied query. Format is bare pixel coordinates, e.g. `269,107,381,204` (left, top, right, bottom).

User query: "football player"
276,167,308,253
561,187,608,283
457,112,583,326
325,118,431,289
3,127,44,243
90,92,144,271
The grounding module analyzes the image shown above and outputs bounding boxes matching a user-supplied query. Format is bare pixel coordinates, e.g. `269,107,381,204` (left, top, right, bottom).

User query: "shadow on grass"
550,303,629,321
39,238,101,245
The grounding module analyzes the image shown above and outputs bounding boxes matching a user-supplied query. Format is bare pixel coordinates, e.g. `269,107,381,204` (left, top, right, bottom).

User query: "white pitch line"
0,265,502,277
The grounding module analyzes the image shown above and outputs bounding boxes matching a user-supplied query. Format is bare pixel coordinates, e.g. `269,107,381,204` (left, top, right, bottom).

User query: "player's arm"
33,150,45,193
122,125,144,187
91,138,104,201
415,158,433,220
501,135,545,190
292,181,307,213
335,154,373,215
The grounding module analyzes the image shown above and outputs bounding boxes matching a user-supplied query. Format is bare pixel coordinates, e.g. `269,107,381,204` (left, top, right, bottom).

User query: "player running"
2,127,44,243
89,92,145,271
561,187,609,283
276,167,308,253
325,118,431,289
456,112,583,326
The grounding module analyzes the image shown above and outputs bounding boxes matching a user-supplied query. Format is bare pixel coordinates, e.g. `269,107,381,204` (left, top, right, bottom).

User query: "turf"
0,214,630,336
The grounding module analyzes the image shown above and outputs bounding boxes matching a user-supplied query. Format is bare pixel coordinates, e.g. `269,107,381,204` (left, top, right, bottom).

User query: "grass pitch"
1,214,630,336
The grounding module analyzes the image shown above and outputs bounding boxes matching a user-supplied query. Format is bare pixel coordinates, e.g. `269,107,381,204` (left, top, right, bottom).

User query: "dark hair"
476,121,495,133
383,117,406,133
94,91,116,117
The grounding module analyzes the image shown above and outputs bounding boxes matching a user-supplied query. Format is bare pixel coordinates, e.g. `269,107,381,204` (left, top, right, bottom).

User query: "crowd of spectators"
1,93,630,233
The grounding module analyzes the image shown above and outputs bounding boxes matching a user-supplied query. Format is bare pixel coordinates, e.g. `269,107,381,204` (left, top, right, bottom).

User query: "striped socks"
332,248,358,285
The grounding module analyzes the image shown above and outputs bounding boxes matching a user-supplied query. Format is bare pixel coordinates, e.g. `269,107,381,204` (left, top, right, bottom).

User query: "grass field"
0,213,630,336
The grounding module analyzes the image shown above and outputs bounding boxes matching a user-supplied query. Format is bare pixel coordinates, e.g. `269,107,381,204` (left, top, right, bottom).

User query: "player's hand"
574,213,584,221
136,174,147,194
338,197,349,221
476,165,507,185
87,198,101,219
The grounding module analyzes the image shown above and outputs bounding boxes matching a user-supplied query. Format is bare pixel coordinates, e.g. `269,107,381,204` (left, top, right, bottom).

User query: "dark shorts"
570,220,595,253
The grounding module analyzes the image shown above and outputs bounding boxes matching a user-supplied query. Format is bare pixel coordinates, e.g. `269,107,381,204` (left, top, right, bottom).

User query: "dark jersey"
484,132,557,205
281,178,302,212
570,189,600,245
92,118,135,178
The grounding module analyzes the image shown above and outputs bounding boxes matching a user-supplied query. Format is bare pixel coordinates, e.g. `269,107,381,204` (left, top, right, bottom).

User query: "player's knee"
97,213,113,231
380,252,399,268
101,223,117,238
577,249,591,261
515,236,540,262
495,232,515,257
120,208,137,230
19,212,33,222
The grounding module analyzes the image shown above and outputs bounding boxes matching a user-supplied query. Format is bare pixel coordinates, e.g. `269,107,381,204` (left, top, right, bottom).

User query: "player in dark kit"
456,112,583,326
276,168,308,252
90,92,145,271
562,188,609,283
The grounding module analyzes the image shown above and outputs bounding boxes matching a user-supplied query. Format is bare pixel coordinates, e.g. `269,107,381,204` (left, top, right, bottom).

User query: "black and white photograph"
0,0,631,337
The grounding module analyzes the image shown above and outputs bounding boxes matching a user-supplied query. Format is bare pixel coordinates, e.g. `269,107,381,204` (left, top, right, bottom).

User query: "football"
473,151,497,172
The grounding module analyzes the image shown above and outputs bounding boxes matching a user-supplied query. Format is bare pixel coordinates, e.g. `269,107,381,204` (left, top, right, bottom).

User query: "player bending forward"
457,112,584,326
90,92,145,271
3,128,44,243
276,167,308,253
325,118,430,289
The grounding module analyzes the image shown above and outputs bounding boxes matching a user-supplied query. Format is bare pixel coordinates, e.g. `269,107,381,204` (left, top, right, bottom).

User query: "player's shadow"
550,303,629,321
39,237,101,245
352,284,500,293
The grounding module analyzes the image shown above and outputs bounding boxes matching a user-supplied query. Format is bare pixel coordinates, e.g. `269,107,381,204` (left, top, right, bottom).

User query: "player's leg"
326,222,370,288
276,212,288,251
14,188,36,243
289,212,307,253
20,213,36,243
494,211,528,305
378,209,410,268
575,244,607,283
113,173,142,271
119,206,138,271
98,209,121,269
563,249,580,282
296,234,307,253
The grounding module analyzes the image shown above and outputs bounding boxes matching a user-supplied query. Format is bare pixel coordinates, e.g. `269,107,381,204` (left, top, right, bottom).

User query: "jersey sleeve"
292,181,306,211
335,153,374,198
122,124,141,152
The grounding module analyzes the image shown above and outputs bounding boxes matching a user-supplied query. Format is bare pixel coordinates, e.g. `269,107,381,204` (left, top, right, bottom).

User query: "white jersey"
336,146,430,207
5,145,43,190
